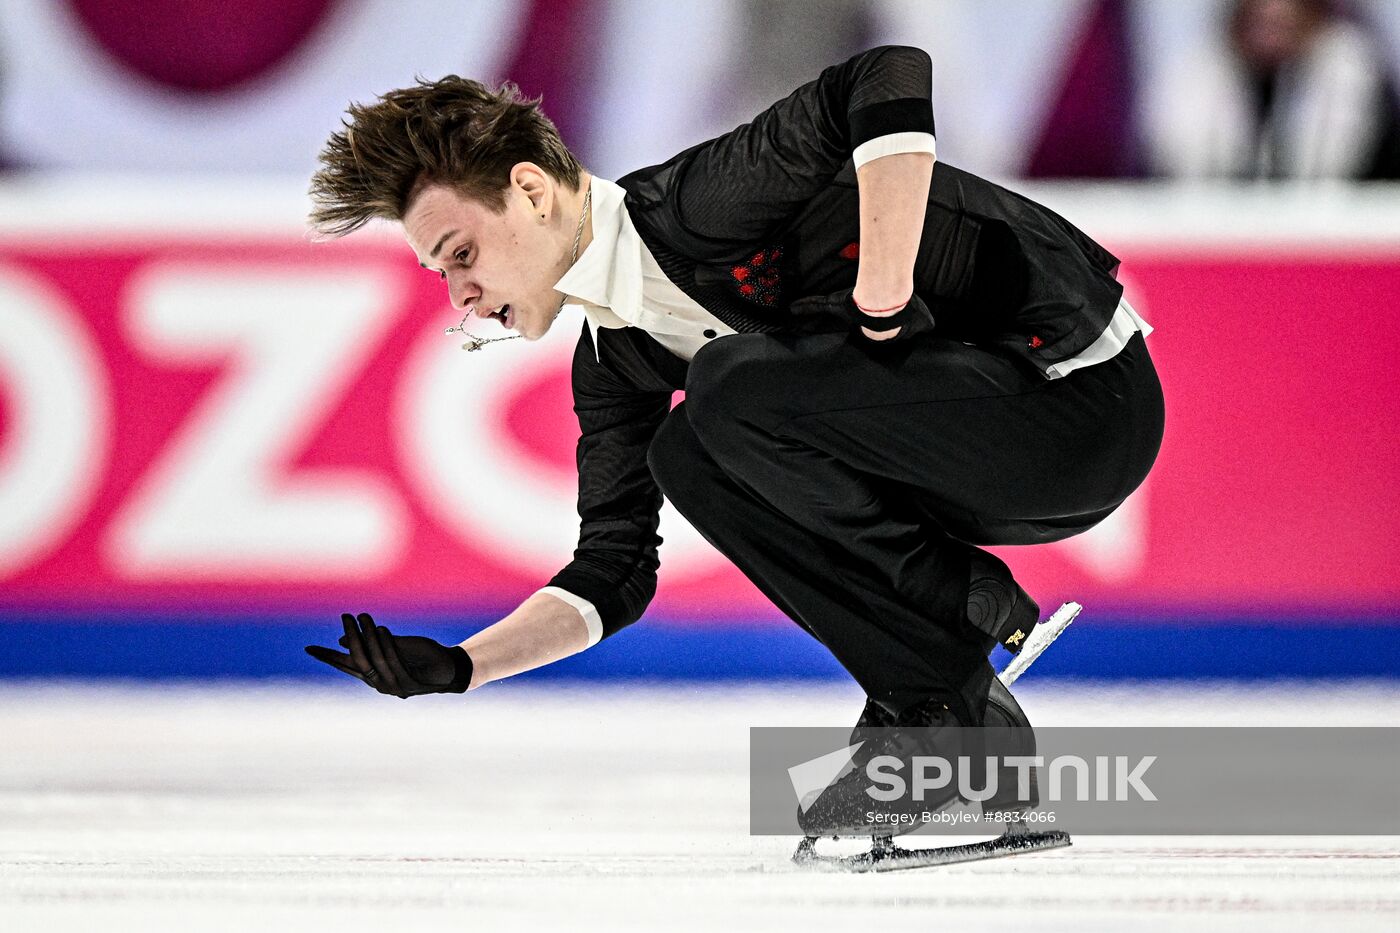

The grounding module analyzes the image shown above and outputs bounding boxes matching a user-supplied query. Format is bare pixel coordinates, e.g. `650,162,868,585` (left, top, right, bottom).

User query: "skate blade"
997,601,1081,687
791,829,1071,873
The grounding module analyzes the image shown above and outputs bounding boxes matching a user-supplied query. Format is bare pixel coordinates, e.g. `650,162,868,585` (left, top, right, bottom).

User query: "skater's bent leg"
649,404,993,719
684,336,980,654
683,331,1163,605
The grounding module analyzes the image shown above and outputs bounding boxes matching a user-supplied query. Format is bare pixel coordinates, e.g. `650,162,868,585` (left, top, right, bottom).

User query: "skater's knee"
686,335,771,437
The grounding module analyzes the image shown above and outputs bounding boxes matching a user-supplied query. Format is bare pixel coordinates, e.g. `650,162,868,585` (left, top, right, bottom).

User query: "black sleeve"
545,325,674,637
668,45,934,245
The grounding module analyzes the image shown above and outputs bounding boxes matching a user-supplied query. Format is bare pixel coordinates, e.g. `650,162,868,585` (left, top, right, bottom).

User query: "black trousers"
646,331,1164,722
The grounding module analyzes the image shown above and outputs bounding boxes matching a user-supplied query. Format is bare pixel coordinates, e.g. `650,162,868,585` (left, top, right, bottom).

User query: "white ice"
2,680,1398,932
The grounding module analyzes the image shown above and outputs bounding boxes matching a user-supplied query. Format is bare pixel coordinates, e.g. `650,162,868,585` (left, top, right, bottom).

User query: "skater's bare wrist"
852,287,913,317
458,592,591,687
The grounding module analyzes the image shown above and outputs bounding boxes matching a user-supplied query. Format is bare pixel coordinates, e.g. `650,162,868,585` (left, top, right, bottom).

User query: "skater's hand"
788,289,934,344
305,612,474,698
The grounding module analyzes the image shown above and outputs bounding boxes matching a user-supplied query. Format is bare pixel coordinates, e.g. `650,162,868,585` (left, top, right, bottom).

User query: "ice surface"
2,680,1398,932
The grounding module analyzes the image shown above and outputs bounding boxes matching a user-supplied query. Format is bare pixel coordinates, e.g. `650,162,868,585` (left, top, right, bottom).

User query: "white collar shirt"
552,177,735,363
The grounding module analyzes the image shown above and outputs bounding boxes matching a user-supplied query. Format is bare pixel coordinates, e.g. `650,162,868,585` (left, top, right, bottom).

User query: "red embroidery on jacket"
730,246,784,306
840,242,860,260
1029,335,1044,349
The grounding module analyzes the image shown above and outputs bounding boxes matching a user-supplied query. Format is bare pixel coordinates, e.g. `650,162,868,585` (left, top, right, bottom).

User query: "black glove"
305,612,473,698
788,290,935,343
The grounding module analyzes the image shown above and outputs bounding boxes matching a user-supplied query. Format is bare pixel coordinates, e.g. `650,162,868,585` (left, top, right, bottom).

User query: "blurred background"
1,0,1397,684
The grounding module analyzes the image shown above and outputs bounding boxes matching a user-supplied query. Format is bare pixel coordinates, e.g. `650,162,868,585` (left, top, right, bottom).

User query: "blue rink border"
2,610,1398,680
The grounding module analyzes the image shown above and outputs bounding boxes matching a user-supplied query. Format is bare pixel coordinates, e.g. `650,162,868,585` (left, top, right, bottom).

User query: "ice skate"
966,547,1084,682
792,603,1079,871
796,695,968,839
791,818,1072,873
967,549,1041,655
997,600,1081,687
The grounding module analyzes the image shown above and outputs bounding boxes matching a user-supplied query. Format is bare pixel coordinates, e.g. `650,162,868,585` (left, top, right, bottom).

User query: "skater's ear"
509,162,554,218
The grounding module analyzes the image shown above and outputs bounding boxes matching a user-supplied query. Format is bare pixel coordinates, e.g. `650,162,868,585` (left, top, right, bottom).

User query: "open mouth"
490,304,512,329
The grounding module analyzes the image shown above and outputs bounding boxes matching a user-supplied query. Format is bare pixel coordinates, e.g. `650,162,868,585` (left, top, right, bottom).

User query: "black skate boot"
966,549,1040,655
797,694,969,839
793,681,1070,872
848,696,896,743
972,677,1041,815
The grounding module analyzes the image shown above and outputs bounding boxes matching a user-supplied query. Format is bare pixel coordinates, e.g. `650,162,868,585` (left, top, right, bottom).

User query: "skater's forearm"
457,591,591,688
853,151,933,337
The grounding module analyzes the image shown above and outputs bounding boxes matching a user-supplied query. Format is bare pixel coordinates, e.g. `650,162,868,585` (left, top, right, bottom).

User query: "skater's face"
403,164,581,342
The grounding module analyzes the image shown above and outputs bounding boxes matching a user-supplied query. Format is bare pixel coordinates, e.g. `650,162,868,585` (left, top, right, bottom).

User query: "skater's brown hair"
309,76,583,238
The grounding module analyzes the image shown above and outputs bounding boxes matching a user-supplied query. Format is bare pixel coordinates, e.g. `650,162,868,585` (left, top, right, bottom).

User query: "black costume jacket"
546,46,1125,636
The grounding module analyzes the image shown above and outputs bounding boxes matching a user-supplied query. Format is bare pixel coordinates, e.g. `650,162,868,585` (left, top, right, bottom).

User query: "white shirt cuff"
1044,297,1152,380
852,131,937,170
536,586,603,648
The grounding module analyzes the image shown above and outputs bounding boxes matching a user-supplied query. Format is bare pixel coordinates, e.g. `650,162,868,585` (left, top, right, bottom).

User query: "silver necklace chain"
448,184,593,352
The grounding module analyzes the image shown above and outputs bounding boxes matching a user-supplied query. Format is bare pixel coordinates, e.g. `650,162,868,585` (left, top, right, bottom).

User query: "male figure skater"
305,47,1164,837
